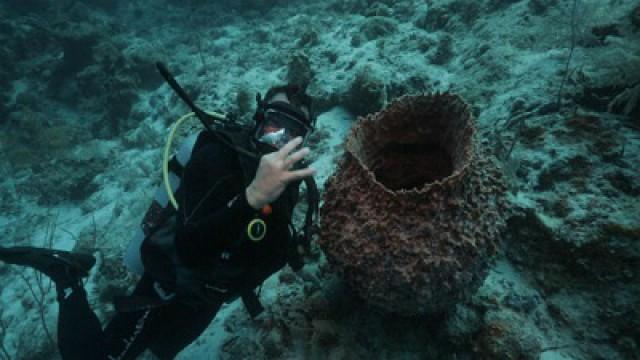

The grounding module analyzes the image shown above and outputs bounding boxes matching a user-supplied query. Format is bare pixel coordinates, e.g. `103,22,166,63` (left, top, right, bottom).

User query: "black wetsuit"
57,133,299,360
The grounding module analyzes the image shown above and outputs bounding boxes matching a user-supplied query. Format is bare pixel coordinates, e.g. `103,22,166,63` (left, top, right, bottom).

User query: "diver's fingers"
284,166,316,183
277,137,303,160
284,147,311,169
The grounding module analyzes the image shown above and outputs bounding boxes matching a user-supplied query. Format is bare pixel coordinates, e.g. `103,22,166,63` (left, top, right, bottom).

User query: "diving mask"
255,109,312,149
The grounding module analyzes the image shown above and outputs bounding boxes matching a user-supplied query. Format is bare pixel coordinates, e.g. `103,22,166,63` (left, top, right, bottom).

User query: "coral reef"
320,93,509,315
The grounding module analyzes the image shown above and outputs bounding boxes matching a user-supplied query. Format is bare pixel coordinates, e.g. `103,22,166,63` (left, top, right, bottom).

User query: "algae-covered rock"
360,16,398,41
343,65,386,116
287,52,314,90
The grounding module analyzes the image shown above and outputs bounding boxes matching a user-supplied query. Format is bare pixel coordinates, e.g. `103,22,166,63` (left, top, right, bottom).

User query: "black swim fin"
0,246,96,286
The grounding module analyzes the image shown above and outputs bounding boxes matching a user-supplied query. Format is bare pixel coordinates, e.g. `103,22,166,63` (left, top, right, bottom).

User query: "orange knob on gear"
261,204,273,216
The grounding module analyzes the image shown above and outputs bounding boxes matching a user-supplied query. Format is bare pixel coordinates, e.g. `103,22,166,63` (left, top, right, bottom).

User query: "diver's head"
253,84,315,152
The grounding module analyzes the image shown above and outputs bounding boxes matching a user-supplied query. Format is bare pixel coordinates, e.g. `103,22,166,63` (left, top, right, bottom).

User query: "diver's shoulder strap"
301,176,320,252
241,289,264,319
284,176,320,271
213,128,260,187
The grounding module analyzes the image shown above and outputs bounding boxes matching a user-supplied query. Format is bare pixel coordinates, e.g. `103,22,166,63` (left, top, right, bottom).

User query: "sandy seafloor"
0,0,639,359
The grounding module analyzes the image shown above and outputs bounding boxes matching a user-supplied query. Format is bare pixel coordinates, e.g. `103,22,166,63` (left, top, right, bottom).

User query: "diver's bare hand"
246,137,315,209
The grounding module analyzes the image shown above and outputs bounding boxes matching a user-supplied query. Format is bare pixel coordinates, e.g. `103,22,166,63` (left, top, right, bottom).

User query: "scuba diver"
0,63,319,359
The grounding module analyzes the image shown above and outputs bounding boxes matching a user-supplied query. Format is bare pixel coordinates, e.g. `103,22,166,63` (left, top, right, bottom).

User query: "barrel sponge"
319,93,509,315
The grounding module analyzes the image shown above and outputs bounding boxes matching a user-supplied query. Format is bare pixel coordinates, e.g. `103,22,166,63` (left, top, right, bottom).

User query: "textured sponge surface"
320,93,509,315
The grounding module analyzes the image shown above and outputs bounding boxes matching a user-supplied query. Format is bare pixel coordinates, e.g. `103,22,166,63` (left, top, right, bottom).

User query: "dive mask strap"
300,176,319,254
264,101,313,130
254,92,266,123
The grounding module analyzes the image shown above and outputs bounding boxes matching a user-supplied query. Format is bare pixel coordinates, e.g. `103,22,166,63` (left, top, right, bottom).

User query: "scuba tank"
123,131,199,275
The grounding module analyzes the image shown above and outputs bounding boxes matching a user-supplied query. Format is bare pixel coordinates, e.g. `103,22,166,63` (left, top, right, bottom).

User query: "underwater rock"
476,310,542,360
528,0,559,15
535,155,592,191
5,0,51,13
64,2,92,22
84,0,119,12
60,39,146,137
46,21,103,92
0,18,53,69
632,4,640,29
286,52,314,90
0,92,8,120
415,4,450,32
506,208,640,289
360,16,398,41
573,59,640,113
591,24,622,44
262,329,284,358
344,65,386,116
234,86,254,120
445,303,482,341
604,170,640,197
446,0,482,26
486,0,521,12
18,158,108,205
296,24,319,48
502,292,541,314
329,0,384,15
608,84,640,121
364,2,393,17
125,45,165,91
35,13,154,135
416,0,481,31
431,34,455,65
320,93,509,315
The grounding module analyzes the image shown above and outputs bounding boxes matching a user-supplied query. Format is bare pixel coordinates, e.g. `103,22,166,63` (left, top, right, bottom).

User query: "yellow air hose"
163,111,227,210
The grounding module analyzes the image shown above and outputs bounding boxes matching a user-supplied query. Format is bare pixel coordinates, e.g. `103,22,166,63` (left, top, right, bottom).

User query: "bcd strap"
241,289,264,319
302,176,319,252
113,295,173,313
168,156,184,174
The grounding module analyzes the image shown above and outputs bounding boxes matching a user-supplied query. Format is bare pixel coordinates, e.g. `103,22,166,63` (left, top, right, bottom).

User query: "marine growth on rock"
320,93,509,315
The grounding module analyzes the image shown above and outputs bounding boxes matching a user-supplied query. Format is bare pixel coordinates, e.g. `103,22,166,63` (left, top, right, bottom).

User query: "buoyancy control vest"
122,128,318,318
120,63,318,317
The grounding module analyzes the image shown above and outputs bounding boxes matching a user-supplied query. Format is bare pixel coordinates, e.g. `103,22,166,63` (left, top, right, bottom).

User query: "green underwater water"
0,0,638,359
